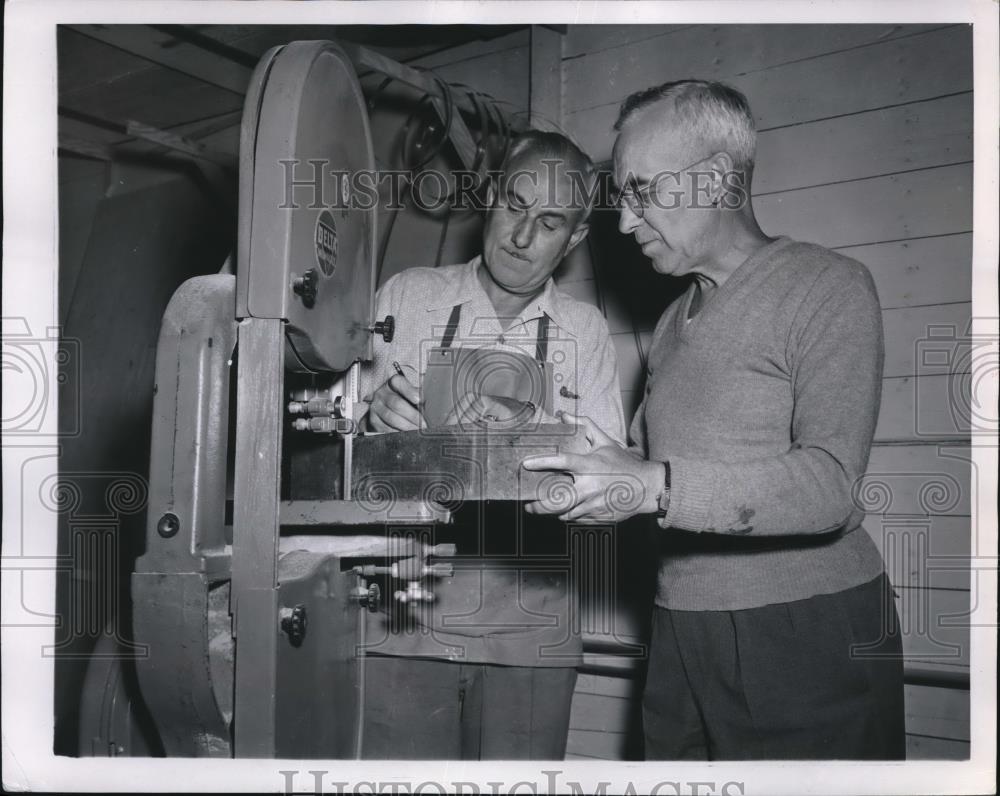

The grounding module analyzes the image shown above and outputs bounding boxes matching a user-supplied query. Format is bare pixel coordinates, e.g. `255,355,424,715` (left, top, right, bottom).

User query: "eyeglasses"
613,154,715,217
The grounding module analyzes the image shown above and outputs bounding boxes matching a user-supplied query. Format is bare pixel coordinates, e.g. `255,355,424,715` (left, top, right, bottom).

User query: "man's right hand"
366,371,423,432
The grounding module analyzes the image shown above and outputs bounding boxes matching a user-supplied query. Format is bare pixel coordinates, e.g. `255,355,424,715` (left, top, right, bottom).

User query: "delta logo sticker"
315,209,339,277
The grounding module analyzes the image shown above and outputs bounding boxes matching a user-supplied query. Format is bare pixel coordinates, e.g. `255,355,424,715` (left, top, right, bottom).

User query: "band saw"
78,40,589,759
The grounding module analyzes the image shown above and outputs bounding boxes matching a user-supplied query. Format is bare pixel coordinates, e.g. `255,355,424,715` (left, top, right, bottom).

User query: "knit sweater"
630,237,887,611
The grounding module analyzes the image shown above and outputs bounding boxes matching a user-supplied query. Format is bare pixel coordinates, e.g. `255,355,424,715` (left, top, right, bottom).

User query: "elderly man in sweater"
524,80,905,760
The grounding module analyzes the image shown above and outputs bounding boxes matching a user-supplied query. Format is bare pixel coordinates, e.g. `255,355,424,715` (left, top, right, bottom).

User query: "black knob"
280,604,308,647
361,582,381,613
292,269,318,308
373,315,395,343
156,512,180,538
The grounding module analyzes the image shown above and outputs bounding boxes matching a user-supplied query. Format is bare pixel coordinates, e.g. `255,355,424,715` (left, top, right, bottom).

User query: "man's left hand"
522,414,664,523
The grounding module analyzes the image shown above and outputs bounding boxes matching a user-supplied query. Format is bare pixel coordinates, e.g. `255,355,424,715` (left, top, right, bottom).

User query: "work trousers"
643,574,906,760
361,655,577,759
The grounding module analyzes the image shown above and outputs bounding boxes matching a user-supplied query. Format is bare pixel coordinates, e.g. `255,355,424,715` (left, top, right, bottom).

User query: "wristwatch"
655,461,671,520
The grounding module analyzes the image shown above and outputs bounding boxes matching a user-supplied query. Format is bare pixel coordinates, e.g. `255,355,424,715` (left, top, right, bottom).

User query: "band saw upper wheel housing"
236,40,378,373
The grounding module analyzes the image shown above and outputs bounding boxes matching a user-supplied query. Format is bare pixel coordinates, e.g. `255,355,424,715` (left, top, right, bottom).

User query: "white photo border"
2,1,997,793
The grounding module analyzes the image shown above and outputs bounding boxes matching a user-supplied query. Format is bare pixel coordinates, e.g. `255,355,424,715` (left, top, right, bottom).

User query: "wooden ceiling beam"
125,121,237,169
58,135,114,162
67,24,253,95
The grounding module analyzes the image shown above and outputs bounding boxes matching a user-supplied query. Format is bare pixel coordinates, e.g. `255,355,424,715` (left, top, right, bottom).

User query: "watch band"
655,460,671,519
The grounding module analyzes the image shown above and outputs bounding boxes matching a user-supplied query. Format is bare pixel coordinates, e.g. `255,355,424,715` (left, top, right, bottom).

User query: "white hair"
615,80,756,173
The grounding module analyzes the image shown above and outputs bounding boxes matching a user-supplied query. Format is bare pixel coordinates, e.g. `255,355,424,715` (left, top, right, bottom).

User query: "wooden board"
905,684,970,741
351,425,590,504
564,26,969,159
67,24,252,95
863,515,971,591
754,163,972,251
575,672,636,699
882,302,972,379
58,26,152,95
563,24,953,115
563,25,694,59
570,691,634,733
753,93,973,196
565,727,628,760
211,25,477,63
572,88,973,175
742,26,972,131
877,374,971,442
840,233,972,310
429,45,531,114
906,733,969,760
860,444,971,517
197,124,242,159
59,55,244,136
895,586,971,669
409,28,530,71
530,26,563,130
57,115,128,147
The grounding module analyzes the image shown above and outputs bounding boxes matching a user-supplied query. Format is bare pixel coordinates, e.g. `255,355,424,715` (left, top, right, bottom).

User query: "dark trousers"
361,656,578,759
643,574,906,760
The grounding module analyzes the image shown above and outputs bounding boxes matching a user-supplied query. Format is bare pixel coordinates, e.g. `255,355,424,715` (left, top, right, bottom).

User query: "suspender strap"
440,303,462,349
535,313,550,363
441,303,549,361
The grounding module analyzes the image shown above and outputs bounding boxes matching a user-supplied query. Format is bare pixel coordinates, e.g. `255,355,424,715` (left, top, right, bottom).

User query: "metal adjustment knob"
351,578,382,612
360,582,381,613
279,604,308,647
371,315,395,343
291,269,319,308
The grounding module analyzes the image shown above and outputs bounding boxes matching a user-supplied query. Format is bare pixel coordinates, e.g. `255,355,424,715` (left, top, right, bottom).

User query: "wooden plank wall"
556,23,973,761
